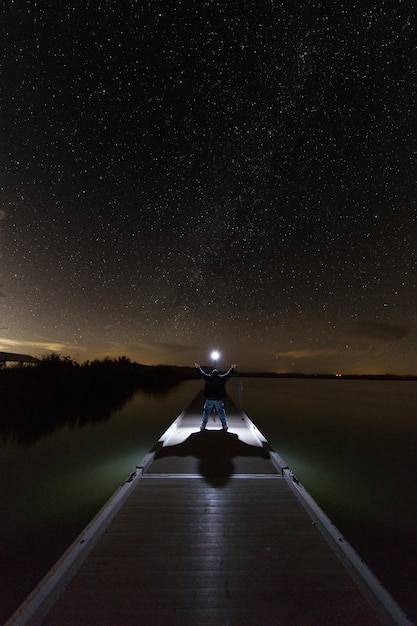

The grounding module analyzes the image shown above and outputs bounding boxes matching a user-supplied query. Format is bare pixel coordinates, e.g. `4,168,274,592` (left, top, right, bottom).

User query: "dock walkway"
7,394,413,626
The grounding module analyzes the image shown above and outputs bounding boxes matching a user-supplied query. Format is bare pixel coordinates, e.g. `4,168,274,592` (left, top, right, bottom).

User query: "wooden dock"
6,393,413,626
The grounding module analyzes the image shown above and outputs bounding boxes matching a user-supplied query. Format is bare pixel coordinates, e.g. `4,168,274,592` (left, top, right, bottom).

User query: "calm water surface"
228,378,417,624
1,378,416,623
0,380,201,623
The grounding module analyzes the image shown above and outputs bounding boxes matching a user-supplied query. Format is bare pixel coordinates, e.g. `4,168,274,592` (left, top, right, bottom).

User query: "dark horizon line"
236,371,417,380
3,355,416,380
192,364,417,380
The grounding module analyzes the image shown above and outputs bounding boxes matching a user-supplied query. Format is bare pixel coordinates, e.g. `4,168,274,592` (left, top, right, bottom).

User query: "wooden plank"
41,477,386,626
7,395,412,626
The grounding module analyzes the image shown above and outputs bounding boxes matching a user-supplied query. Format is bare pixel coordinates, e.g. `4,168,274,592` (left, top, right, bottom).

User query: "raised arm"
220,365,237,379
195,363,210,379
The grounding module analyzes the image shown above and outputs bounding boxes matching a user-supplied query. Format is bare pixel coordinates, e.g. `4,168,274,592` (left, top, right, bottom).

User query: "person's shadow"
153,430,270,487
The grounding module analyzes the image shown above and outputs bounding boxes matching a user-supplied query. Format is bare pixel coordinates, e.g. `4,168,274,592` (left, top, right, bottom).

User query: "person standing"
194,362,236,431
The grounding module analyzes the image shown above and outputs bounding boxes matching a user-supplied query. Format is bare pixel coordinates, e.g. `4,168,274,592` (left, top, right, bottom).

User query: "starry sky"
1,1,417,374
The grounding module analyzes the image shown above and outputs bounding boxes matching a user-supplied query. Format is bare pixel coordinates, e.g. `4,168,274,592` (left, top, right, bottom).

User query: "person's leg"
214,400,228,429
201,400,214,428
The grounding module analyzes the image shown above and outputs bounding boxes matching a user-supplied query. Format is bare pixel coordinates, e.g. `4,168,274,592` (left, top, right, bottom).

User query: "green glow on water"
1,378,416,623
0,380,202,622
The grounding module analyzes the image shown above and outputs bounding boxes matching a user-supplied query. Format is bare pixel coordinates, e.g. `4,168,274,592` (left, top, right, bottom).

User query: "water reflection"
2,378,417,624
0,376,184,446
0,380,201,624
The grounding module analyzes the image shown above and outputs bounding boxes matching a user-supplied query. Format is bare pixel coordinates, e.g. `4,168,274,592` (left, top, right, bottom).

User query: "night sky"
1,2,417,374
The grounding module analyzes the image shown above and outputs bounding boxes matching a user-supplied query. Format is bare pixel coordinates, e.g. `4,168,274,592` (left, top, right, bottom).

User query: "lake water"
1,378,416,624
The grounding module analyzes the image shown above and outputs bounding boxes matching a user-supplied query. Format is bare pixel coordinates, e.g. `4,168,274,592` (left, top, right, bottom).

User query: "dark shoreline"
0,357,199,445
2,356,416,445
239,372,417,380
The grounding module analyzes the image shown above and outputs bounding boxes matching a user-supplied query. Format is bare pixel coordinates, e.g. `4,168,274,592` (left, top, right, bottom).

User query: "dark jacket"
197,366,235,400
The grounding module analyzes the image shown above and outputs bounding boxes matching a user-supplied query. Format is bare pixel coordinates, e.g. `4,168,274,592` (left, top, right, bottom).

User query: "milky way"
1,2,416,373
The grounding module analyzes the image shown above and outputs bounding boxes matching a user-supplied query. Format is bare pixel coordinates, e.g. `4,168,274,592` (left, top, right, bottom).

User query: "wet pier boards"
8,394,412,626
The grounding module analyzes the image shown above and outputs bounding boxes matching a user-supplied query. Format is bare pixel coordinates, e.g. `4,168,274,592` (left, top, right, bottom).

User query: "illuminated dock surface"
7,394,413,626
